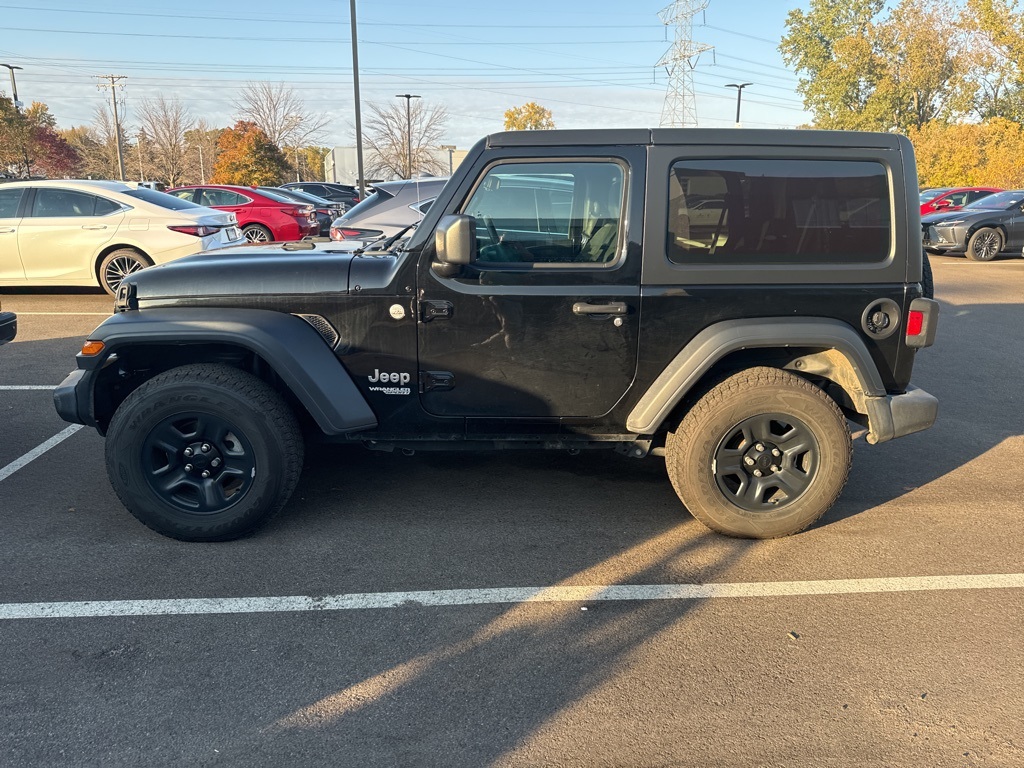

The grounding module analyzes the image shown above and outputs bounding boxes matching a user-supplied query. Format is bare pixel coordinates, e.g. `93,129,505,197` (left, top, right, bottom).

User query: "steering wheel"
482,215,500,244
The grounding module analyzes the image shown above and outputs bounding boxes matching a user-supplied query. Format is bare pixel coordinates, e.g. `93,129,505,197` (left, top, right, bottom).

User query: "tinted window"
0,188,23,218
254,188,297,204
31,189,108,217
125,188,204,210
667,159,891,265
963,190,1024,209
303,184,328,197
966,190,994,203
199,189,248,207
94,196,122,215
462,161,622,265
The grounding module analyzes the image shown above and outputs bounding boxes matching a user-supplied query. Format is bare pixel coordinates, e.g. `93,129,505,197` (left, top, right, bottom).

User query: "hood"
126,244,355,301
921,208,1000,224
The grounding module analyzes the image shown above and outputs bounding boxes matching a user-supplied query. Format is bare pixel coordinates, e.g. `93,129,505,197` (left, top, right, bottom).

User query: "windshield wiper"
354,222,417,255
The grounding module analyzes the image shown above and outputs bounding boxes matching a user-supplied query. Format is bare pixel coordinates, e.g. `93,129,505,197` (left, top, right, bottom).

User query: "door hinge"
420,370,455,393
420,300,453,322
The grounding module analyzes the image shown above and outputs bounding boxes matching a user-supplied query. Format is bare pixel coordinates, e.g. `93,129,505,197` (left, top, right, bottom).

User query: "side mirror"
433,214,476,276
934,199,953,208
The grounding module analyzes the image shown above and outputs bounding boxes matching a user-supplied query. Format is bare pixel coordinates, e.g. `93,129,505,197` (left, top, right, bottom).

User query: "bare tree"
234,81,327,149
183,119,223,184
89,104,126,180
364,100,449,179
137,95,194,186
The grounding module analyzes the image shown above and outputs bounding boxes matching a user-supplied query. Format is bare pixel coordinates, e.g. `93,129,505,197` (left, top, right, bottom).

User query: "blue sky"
0,0,812,149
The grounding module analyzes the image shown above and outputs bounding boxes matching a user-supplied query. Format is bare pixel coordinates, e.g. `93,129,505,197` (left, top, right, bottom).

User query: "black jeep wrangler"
55,129,939,541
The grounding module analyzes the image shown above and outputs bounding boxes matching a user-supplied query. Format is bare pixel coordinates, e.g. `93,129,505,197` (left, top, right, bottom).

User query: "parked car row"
0,179,245,294
921,188,1024,261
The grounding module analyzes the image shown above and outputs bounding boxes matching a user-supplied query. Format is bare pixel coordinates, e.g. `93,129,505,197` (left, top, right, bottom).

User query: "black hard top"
486,128,908,150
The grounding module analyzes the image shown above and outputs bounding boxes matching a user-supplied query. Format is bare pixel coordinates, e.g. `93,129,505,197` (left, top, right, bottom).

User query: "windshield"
123,188,204,210
963,190,1024,210
919,188,951,204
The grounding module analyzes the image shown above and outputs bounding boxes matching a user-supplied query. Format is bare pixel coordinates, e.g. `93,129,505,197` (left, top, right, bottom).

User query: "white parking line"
2,573,1022,620
0,386,55,390
0,425,84,483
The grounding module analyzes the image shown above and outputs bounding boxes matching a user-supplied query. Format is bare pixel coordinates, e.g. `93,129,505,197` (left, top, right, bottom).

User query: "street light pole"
395,93,420,178
725,83,752,127
350,0,366,198
1,63,31,177
440,144,456,175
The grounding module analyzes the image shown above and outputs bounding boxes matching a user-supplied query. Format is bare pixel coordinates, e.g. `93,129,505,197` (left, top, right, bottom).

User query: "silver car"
329,178,448,246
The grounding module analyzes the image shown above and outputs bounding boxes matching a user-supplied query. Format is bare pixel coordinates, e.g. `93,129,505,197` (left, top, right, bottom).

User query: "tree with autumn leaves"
503,102,555,131
1,96,79,178
210,121,291,186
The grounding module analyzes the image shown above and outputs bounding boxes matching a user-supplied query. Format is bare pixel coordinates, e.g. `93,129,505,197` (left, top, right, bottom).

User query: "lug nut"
744,456,755,465
753,469,763,477
211,458,221,468
201,443,211,453
755,443,764,452
184,448,194,457
184,463,193,472
770,465,781,473
772,448,781,457
201,470,211,479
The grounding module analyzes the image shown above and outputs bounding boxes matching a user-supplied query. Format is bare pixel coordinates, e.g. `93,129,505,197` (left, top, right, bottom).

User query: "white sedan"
0,179,245,295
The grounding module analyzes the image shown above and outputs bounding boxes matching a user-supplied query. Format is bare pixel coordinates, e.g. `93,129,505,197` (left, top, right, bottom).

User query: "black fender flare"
74,308,377,435
626,317,886,435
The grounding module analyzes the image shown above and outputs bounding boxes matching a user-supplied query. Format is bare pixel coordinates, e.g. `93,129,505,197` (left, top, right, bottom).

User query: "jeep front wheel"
105,364,304,541
665,367,852,539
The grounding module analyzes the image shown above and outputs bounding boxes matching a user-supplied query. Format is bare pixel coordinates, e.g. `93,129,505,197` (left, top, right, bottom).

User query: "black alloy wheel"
105,364,304,541
966,227,1002,261
665,366,852,539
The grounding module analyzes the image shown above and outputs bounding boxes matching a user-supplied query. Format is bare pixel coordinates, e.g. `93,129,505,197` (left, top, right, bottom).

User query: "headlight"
938,219,965,226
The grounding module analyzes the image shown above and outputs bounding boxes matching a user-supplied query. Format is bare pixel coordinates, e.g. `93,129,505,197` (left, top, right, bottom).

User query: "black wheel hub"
141,412,256,514
713,413,819,512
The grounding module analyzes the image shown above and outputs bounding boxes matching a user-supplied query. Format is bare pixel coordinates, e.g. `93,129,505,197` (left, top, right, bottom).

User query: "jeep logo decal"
368,369,411,385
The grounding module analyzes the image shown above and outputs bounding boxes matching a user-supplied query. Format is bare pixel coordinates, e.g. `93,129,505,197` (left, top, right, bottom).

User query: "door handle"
0,227,14,234
82,224,108,230
573,301,628,316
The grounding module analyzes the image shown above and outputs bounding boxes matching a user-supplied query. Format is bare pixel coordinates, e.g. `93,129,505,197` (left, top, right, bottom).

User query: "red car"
168,185,318,242
919,186,1002,216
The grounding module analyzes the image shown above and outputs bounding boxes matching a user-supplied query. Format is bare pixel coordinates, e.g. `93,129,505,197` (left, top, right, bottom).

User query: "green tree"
780,0,971,132
503,102,555,131
283,145,329,182
0,94,32,176
964,0,1024,120
210,121,290,186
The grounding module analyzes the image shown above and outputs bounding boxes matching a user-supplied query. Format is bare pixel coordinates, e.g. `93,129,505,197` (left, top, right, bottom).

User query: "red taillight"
906,310,924,336
330,227,363,241
168,225,220,237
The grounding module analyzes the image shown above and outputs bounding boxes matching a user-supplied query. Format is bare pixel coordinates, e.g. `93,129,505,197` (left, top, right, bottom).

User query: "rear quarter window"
667,159,892,265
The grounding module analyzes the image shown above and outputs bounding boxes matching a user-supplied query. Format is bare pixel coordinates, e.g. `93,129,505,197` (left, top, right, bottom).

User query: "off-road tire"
965,227,1002,261
922,250,934,300
242,223,273,243
99,248,152,296
665,366,852,539
105,364,304,541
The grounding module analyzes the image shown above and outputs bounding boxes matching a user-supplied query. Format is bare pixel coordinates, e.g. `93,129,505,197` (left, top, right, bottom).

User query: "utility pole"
1,63,32,177
726,83,752,127
395,93,420,178
197,144,206,184
137,131,146,181
96,74,127,181
440,144,456,175
657,1,713,127
350,0,366,198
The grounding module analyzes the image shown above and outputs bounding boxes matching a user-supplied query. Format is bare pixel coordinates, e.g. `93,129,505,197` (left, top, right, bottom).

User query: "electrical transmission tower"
658,1,713,128
96,74,127,180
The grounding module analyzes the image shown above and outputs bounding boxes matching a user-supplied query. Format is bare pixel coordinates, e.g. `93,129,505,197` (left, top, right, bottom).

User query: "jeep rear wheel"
665,367,852,539
105,364,304,541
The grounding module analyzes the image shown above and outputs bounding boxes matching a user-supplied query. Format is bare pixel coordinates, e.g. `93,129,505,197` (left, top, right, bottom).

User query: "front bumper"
864,386,938,445
53,368,95,428
923,223,967,252
0,311,16,345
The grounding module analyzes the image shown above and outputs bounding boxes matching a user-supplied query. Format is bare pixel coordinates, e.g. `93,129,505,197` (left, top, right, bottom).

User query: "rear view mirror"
433,214,476,276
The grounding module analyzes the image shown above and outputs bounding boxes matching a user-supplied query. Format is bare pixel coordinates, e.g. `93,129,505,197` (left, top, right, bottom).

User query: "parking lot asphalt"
1,260,1022,767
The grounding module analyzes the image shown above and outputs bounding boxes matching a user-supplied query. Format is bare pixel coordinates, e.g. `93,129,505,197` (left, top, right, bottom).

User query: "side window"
0,188,23,218
967,190,992,204
461,160,624,265
169,189,195,202
945,192,969,207
667,159,891,265
31,189,103,217
199,189,246,207
305,184,328,197
94,196,122,216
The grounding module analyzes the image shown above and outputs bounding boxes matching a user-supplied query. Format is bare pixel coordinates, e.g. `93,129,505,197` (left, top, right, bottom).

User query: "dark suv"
281,182,360,211
55,129,938,542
